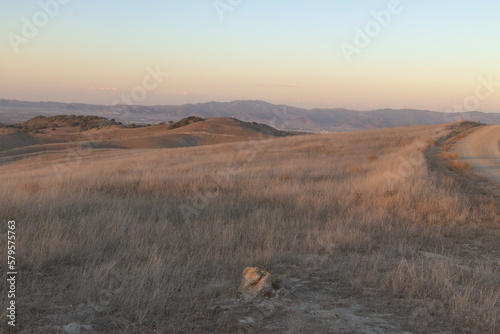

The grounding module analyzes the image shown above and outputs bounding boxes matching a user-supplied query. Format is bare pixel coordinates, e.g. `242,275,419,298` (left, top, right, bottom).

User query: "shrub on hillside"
168,116,204,129
15,115,122,132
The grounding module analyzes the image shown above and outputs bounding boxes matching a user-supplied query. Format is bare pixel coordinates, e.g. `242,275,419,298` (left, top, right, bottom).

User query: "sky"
1,0,499,112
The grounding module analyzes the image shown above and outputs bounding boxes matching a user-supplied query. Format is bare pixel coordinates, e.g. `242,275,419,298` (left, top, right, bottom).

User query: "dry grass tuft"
447,159,473,171
441,151,459,160
440,149,474,171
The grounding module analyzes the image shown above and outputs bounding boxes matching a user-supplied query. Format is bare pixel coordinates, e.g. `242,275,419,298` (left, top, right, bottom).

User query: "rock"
63,323,81,334
62,323,93,334
239,267,281,300
239,316,255,324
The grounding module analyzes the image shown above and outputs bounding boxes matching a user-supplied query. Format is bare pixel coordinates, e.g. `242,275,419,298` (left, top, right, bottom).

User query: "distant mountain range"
1,99,499,132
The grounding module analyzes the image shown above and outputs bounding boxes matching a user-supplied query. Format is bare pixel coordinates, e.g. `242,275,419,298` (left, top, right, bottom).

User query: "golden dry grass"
0,123,498,333
447,159,474,171
441,150,474,172
441,151,460,160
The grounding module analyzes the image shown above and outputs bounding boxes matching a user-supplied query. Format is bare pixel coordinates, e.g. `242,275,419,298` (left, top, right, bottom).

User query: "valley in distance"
0,101,499,333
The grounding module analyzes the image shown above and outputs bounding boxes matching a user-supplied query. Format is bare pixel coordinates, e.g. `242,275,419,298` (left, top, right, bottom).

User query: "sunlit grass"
0,123,497,333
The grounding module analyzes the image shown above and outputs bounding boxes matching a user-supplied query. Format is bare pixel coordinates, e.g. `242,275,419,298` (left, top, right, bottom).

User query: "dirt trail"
205,260,418,334
21,260,417,334
453,125,500,185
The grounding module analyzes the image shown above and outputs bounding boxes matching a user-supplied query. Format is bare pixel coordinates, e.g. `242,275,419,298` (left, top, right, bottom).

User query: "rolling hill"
1,99,499,132
0,116,292,160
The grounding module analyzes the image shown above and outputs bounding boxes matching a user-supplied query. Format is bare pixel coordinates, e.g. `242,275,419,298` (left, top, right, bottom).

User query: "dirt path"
453,125,500,185
20,260,420,334
206,260,418,334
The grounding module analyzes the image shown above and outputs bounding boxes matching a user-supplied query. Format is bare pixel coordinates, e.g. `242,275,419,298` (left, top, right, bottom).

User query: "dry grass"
447,159,474,171
441,151,460,160
0,123,498,333
441,150,474,172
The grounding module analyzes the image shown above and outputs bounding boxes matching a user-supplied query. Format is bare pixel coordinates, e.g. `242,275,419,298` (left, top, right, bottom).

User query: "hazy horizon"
2,1,499,112
2,97,500,115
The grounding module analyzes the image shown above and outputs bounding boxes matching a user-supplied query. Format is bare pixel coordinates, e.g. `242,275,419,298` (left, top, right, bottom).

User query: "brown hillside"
0,117,293,159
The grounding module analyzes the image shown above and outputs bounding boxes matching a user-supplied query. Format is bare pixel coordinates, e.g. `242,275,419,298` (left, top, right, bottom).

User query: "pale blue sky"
1,0,499,111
